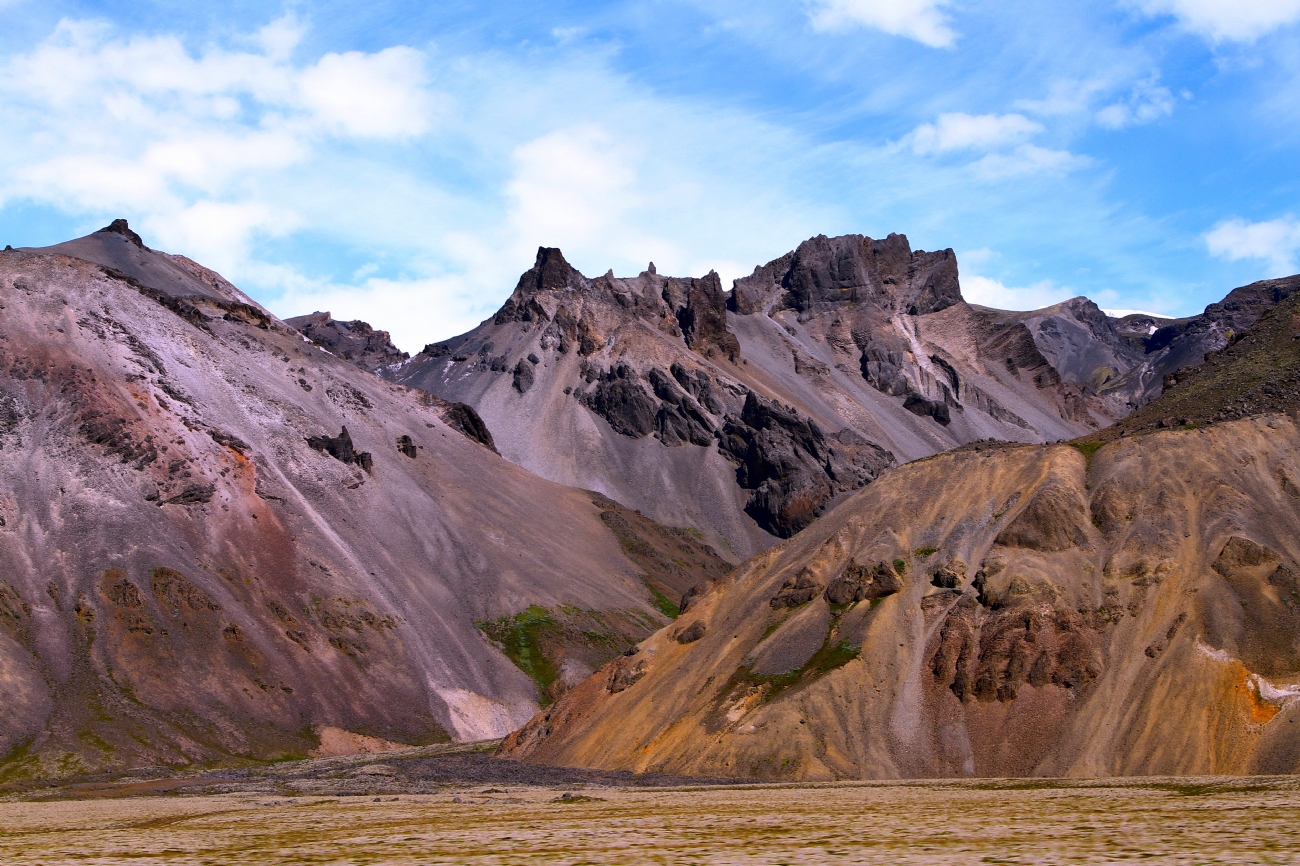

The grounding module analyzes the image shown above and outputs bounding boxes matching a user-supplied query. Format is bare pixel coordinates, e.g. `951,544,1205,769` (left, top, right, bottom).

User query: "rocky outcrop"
824,560,903,604
439,402,498,453
929,595,1101,703
286,311,409,372
718,392,895,537
577,363,659,437
97,218,146,249
306,426,374,472
662,271,740,361
731,233,961,317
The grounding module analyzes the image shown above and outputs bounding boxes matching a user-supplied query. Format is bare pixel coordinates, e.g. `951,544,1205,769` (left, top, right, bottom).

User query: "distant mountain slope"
0,223,706,780
1089,285,1300,437
391,235,1105,558
1009,275,1300,413
498,289,1300,779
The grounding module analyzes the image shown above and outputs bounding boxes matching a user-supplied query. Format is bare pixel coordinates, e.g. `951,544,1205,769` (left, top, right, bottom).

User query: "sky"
1,1,1298,352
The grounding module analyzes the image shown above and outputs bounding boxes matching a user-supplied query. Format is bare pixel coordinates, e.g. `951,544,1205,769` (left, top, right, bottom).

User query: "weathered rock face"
726,234,1115,458
500,301,1300,780
286,311,409,373
717,392,895,537
731,233,961,317
500,417,1300,779
0,224,688,780
1085,285,1300,437
391,245,889,558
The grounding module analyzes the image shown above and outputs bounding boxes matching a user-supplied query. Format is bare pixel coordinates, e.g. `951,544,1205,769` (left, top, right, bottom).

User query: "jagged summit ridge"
286,310,409,373
488,245,740,362
730,232,961,317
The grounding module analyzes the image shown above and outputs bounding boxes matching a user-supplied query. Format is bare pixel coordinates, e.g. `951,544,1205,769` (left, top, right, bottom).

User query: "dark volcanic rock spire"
96,218,146,249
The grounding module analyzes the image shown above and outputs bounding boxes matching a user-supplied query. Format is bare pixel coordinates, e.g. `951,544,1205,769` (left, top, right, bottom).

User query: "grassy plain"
3,773,1299,864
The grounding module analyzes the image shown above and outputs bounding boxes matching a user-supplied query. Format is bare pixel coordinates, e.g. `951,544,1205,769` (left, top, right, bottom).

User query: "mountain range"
2,219,1296,781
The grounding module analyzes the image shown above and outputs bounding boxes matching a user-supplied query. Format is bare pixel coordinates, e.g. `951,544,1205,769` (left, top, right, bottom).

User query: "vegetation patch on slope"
477,604,664,706
719,608,864,709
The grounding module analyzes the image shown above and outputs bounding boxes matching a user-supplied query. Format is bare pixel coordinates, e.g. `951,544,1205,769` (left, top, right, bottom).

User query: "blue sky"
1,0,1299,350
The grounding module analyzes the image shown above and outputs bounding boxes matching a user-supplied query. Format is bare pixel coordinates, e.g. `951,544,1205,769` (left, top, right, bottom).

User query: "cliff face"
499,417,1300,779
730,232,961,317
0,225,691,780
393,236,1105,558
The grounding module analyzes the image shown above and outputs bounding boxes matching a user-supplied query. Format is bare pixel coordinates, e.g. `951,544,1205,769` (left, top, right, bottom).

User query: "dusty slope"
501,417,1300,778
394,235,1104,557
0,223,708,780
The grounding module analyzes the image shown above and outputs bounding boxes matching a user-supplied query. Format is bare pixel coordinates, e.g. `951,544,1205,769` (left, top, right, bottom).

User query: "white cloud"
1204,216,1300,275
1095,76,1175,129
297,47,434,139
508,125,644,254
1131,0,1300,42
970,145,1091,179
0,17,827,352
905,112,1042,154
271,273,490,356
808,0,957,48
961,273,1077,312
0,16,464,349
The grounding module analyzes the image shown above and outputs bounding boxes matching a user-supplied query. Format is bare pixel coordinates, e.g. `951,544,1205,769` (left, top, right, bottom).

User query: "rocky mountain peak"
518,246,588,295
1057,296,1119,342
731,232,962,317
96,218,146,249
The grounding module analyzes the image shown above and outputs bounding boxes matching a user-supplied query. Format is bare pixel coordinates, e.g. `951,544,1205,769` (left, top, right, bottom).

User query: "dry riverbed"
1,747,1298,864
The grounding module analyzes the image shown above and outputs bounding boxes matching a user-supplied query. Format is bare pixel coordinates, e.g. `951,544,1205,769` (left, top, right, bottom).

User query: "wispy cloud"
1131,0,1300,42
807,0,957,48
904,112,1042,154
1204,215,1300,275
969,145,1092,179
1096,75,1175,129
0,15,840,350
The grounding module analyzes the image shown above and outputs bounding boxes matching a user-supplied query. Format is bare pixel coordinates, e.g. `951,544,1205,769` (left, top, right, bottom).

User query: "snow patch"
1252,675,1300,704
1196,638,1237,664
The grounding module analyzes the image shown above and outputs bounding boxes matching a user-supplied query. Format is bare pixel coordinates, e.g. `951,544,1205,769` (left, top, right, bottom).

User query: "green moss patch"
649,587,680,619
477,606,561,702
1070,441,1104,465
477,605,654,707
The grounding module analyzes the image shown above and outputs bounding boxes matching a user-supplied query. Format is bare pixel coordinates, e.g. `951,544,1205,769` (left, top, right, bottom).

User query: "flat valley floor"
3,771,1299,864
